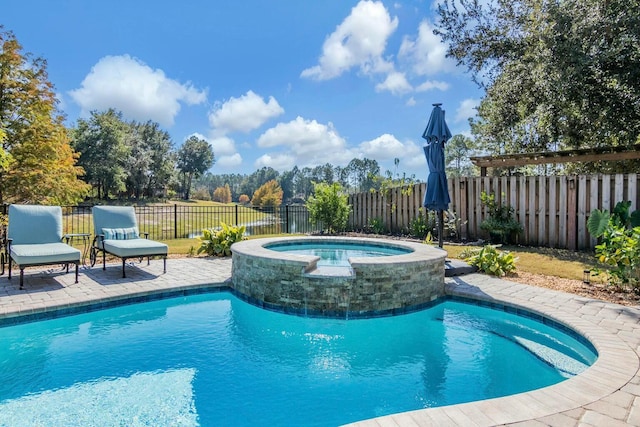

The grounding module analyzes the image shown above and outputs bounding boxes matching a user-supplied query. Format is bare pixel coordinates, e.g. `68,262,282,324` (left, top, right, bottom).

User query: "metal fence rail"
1,204,319,241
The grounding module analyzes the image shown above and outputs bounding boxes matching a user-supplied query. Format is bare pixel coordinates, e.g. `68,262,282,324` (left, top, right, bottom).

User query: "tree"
445,134,477,177
212,184,232,203
251,179,283,207
435,0,640,170
133,121,174,198
240,167,279,198
0,28,89,204
176,136,214,200
278,166,299,203
306,182,351,233
73,109,130,199
238,194,250,204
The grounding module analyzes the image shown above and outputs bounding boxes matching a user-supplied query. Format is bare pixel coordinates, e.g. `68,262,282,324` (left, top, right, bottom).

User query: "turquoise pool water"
0,293,596,427
266,241,411,266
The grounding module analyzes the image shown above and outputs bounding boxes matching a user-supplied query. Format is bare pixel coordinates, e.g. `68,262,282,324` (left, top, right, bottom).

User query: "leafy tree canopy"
251,179,283,207
177,135,215,200
435,0,640,172
0,27,89,204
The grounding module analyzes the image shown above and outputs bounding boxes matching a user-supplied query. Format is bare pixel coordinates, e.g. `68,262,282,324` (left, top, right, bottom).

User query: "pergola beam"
470,145,640,175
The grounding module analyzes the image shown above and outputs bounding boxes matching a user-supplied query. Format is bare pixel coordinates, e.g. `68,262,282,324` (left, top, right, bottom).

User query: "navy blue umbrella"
422,103,451,248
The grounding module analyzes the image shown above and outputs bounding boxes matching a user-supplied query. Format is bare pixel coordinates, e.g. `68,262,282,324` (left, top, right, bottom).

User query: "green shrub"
306,182,351,233
460,245,518,277
479,192,522,244
367,217,386,235
443,210,466,240
197,222,246,257
588,201,640,290
410,208,435,239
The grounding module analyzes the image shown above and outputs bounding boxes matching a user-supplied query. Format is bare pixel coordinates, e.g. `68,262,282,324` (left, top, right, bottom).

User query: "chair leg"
75,263,79,283
102,249,106,271
8,257,12,280
163,257,166,273
66,263,69,273
19,268,24,290
122,258,126,278
147,256,150,266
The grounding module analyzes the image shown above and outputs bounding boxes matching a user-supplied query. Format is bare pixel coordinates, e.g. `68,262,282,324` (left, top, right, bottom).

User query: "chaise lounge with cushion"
91,206,167,278
5,204,81,289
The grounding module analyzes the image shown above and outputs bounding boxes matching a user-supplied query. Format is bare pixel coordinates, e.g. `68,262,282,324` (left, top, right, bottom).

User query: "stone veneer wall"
231,237,446,317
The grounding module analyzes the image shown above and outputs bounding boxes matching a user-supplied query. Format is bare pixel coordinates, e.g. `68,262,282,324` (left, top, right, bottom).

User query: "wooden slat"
628,173,637,211
548,176,557,248
538,176,547,246
602,174,611,212
528,176,536,245
577,175,587,249
614,174,624,204
475,178,483,238
559,177,568,248
589,175,600,248
519,176,527,243
459,179,468,240
567,177,577,250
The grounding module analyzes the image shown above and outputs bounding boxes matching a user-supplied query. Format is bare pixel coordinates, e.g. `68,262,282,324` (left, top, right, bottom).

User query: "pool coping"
0,258,639,426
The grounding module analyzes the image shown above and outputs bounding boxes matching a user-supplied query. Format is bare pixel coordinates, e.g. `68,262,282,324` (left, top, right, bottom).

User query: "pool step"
304,265,355,278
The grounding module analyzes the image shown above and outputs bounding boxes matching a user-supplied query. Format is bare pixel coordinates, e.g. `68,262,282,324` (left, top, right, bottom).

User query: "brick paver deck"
1,258,639,426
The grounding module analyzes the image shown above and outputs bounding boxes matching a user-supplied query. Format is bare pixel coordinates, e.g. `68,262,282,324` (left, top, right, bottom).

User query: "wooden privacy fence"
348,174,639,250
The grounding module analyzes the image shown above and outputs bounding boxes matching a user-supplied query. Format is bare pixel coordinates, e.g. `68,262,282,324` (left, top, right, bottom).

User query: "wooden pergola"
470,144,640,176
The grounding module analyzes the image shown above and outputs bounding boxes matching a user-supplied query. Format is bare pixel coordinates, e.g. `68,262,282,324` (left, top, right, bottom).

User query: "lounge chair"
5,205,81,289
91,206,167,278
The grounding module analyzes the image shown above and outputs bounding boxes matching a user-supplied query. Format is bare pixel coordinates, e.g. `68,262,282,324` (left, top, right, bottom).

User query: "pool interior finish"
266,241,412,267
0,292,596,427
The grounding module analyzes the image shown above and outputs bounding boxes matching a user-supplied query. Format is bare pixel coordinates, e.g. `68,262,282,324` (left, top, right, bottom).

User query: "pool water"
0,293,596,427
267,242,411,266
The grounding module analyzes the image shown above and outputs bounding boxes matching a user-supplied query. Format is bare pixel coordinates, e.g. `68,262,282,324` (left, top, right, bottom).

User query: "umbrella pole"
438,210,444,248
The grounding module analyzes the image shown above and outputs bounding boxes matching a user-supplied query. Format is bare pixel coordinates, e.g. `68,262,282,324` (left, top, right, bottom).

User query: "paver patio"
0,257,639,426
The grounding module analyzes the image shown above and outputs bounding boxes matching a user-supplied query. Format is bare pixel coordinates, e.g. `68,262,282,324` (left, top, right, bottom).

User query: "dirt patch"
506,271,640,307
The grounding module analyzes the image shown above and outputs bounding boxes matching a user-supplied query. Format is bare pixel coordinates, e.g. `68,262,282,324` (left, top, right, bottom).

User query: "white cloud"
256,116,353,169
357,134,424,169
209,135,237,156
455,98,480,123
254,153,297,171
69,55,206,127
300,0,398,80
358,133,405,159
209,90,284,134
415,79,450,92
406,97,417,106
375,71,412,95
402,140,426,168
398,20,456,76
217,153,243,168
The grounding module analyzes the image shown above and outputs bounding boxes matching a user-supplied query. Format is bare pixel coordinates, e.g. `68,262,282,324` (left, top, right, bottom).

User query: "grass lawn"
443,244,594,282
159,235,596,283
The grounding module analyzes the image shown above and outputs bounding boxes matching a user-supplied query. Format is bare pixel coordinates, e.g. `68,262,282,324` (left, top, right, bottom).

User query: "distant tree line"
72,109,214,201
191,157,390,205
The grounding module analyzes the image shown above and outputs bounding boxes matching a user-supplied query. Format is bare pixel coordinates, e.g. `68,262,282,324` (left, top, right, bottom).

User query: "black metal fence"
1,204,320,241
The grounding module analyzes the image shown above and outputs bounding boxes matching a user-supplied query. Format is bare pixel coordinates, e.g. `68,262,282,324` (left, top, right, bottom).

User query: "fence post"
174,204,178,239
285,205,290,233
235,204,239,226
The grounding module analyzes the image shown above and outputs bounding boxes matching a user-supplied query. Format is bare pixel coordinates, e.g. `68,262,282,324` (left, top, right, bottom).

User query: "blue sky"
4,0,482,178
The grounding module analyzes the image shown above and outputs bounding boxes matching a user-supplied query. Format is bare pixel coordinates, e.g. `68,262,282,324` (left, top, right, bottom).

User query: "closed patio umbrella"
422,103,451,248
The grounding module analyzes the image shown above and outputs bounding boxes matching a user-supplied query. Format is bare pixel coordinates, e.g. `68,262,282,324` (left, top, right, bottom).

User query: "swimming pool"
0,292,596,427
266,241,412,267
